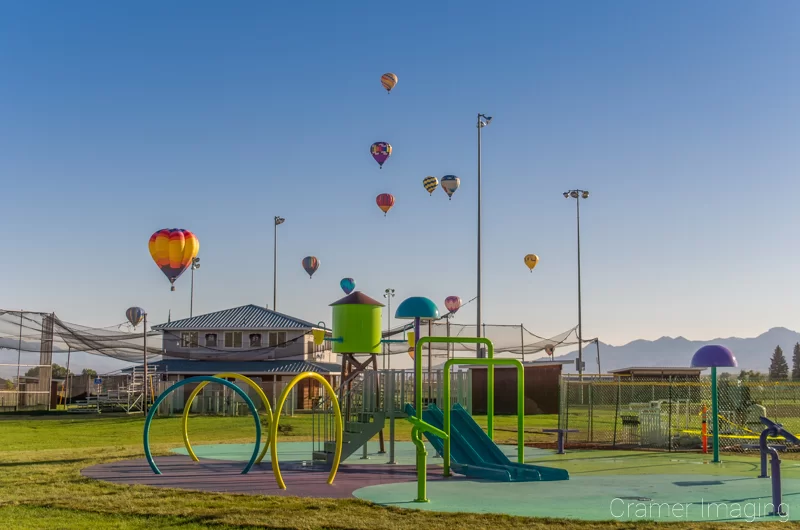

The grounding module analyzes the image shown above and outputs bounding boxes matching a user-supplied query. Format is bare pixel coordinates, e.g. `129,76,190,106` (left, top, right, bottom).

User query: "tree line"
24,364,97,379
726,343,800,382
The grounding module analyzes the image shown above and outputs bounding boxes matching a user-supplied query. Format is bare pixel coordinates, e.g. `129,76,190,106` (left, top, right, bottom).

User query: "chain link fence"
560,377,800,453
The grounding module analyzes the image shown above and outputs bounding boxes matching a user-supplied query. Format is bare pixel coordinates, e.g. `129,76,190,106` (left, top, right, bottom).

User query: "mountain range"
553,327,800,374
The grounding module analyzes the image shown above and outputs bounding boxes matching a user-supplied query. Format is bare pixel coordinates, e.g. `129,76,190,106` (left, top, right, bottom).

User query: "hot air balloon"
524,254,539,272
380,73,398,94
376,193,395,216
302,256,320,278
125,307,145,328
444,296,462,314
441,175,460,200
423,176,438,196
340,278,356,295
370,142,392,169
148,229,200,291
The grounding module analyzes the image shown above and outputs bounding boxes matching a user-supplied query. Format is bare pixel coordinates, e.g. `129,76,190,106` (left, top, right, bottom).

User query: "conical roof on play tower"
329,291,384,307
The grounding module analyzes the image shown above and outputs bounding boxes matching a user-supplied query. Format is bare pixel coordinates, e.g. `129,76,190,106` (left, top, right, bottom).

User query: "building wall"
163,329,332,361
470,364,562,415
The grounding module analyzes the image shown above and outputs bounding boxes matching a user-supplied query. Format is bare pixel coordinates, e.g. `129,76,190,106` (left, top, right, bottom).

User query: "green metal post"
712,366,720,463
442,357,524,477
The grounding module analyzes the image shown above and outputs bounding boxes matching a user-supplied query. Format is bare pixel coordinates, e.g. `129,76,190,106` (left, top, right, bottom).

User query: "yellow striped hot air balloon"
380,73,398,94
423,176,438,196
148,229,200,291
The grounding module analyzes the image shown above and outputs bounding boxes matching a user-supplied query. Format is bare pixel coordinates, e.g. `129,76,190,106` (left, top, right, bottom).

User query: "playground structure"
141,292,570,503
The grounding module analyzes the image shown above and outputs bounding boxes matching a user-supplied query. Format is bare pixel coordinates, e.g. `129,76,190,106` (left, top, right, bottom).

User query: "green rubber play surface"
354,451,800,522
172,442,800,521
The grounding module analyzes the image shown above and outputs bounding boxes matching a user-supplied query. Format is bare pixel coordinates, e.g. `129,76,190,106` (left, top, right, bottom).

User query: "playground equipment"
742,417,800,517
310,291,410,465
271,372,343,490
394,296,569,502
144,375,263,474
181,373,274,464
690,344,738,462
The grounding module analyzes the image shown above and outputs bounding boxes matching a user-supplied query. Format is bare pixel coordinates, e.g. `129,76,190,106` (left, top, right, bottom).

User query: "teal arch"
143,376,262,475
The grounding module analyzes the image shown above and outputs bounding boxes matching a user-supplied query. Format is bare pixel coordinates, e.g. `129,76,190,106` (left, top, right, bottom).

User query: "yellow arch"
270,372,343,490
182,373,273,464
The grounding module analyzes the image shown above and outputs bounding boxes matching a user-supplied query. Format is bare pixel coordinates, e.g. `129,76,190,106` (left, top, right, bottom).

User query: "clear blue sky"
1,1,799,349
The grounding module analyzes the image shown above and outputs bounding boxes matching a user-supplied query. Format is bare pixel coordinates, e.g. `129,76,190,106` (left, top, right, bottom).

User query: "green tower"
330,292,383,354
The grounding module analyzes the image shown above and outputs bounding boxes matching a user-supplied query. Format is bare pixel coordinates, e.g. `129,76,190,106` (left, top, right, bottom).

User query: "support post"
520,324,525,363
143,313,148,415
711,366,719,463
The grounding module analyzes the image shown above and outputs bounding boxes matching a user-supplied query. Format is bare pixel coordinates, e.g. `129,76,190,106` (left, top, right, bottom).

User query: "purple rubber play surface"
81,456,455,498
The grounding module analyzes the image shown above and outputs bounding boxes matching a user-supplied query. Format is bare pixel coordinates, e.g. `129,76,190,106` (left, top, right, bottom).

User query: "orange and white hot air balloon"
148,229,199,291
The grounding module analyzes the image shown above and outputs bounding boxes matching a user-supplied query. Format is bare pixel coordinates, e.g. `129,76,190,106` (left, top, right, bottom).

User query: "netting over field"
559,377,800,453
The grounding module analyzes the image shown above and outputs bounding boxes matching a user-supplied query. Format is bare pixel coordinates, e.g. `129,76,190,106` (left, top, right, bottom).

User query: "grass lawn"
0,413,790,529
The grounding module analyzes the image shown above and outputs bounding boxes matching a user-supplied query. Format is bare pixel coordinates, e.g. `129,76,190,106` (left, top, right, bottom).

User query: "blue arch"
143,375,262,475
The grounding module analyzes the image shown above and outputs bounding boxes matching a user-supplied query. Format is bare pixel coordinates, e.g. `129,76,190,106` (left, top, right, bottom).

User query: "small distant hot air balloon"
376,193,395,216
148,229,200,291
441,175,460,200
380,73,398,94
371,142,392,169
524,254,539,272
444,296,462,314
423,176,438,196
125,307,145,328
302,256,320,279
340,278,356,295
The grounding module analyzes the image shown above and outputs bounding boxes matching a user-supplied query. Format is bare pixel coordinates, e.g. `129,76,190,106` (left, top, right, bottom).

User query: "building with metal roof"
151,304,335,365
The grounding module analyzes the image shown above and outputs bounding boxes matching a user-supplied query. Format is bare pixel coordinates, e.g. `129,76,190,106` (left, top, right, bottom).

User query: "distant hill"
554,327,800,374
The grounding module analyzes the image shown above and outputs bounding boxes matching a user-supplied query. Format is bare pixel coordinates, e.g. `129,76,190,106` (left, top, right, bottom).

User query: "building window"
224,331,242,348
181,332,198,348
205,333,217,348
269,331,287,348
307,341,314,354
249,333,262,348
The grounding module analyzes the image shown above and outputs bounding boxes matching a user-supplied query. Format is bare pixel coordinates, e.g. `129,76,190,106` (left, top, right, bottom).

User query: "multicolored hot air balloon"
524,254,539,272
125,307,145,328
423,176,438,196
370,142,392,169
444,296,462,314
380,73,398,94
376,193,395,216
340,278,356,295
302,256,320,278
441,175,460,200
148,229,200,291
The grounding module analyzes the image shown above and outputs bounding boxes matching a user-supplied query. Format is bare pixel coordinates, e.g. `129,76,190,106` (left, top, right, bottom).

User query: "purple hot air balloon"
370,142,392,169
302,256,320,278
340,277,356,295
444,296,462,314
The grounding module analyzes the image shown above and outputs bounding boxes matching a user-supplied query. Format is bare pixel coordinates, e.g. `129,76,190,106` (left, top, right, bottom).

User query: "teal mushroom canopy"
395,297,439,320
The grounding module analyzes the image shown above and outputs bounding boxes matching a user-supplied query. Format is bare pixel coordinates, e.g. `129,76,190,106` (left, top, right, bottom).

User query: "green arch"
143,376,262,475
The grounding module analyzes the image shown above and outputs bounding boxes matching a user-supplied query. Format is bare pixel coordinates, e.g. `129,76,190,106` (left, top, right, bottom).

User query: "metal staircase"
312,370,387,465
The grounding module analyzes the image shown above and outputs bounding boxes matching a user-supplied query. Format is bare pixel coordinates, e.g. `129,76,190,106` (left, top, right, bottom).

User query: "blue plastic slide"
404,403,569,482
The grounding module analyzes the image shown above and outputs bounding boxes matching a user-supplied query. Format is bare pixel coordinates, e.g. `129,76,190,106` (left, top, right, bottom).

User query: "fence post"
612,377,620,447
668,377,673,452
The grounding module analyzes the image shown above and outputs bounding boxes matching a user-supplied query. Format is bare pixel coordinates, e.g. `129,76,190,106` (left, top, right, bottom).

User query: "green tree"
769,345,790,381
792,343,800,380
739,370,766,382
24,363,70,379
81,368,98,378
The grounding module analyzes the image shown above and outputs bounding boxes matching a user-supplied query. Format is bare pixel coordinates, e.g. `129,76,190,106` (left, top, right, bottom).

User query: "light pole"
273,216,285,310
563,189,590,380
189,257,200,317
476,113,492,358
384,288,395,370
